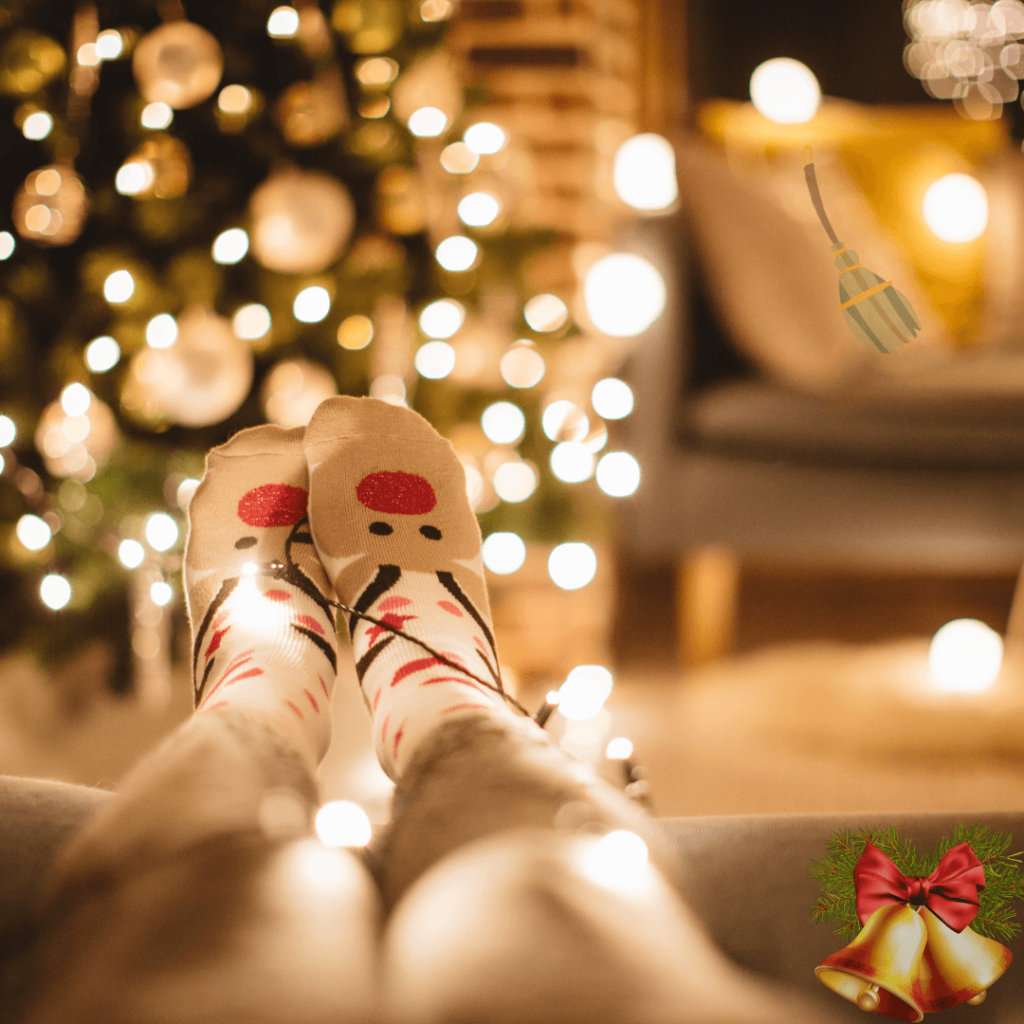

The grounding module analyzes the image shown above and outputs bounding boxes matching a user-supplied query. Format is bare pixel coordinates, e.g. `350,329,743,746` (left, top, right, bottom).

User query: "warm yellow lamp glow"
928,618,1003,692
584,254,666,337
613,133,678,211
749,57,821,125
922,173,989,242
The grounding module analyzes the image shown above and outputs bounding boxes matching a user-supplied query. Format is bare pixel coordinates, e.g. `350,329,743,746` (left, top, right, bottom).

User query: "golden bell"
916,907,1012,1012
815,904,926,1022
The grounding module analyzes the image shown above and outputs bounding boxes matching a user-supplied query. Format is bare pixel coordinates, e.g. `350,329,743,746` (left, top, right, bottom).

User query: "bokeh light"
435,235,478,271
267,6,300,37
415,340,456,379
218,84,254,113
523,293,569,332
315,800,372,847
85,336,120,372
458,192,500,227
548,542,597,590
337,314,374,350
492,460,537,502
557,664,614,721
596,451,640,497
419,299,465,338
118,538,145,569
150,581,173,606
482,531,526,574
606,737,633,760
550,441,595,483
233,304,272,341
464,121,505,154
212,227,249,264
176,478,200,509
928,618,1003,692
481,402,525,444
145,512,179,552
40,574,71,610
294,285,331,323
0,232,14,260
499,344,545,388
115,160,154,196
592,378,634,419
141,102,173,129
440,142,479,173
22,111,53,140
0,416,16,447
356,58,398,85
17,514,51,551
146,313,178,349
96,29,123,60
922,173,989,242
749,57,821,125
581,830,650,893
584,254,665,337
103,270,135,303
542,400,588,442
60,383,91,416
408,106,448,137
613,133,678,211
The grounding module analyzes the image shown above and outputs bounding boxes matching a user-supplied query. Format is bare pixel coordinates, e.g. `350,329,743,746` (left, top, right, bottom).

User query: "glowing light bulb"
613,133,678,211
146,314,178,349
23,111,53,140
550,442,595,483
103,270,135,304
749,57,821,125
548,542,597,590
606,737,633,760
294,286,331,323
218,84,253,114
928,618,1003,692
464,122,505,154
557,665,614,721
408,107,448,137
77,43,100,67
596,452,640,497
60,383,91,416
0,415,15,446
581,830,650,893
212,228,250,264
457,192,500,227
415,341,456,379
482,532,526,574
592,378,634,420
267,6,300,37
584,254,665,337
337,315,374,350
500,344,545,389
96,30,123,59
85,336,120,372
481,402,525,444
233,304,271,341
922,174,989,243
150,581,173,606
40,574,71,610
435,235,478,272
523,293,569,333
315,800,372,847
0,232,14,260
419,299,465,339
16,514,51,551
141,102,173,129
145,512,179,552
118,538,145,568
492,460,537,503
115,161,154,196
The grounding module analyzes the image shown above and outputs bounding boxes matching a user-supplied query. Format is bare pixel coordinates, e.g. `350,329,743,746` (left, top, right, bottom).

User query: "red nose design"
238,484,308,527
357,471,436,514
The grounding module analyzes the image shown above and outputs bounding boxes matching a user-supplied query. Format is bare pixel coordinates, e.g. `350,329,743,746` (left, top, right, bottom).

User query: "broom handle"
802,146,840,247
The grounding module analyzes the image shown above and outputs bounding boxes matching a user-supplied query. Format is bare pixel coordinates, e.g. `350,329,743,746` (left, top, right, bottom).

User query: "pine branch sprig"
809,826,1024,942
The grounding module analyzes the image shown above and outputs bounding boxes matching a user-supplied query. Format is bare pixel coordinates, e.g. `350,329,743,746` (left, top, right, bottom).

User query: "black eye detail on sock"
420,525,442,540
235,536,257,549
369,522,393,536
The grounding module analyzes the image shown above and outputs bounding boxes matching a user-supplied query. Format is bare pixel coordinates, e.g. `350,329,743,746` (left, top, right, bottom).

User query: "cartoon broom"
802,145,920,354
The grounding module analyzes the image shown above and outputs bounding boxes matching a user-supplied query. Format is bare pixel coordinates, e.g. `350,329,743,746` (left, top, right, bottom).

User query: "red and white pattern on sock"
348,469,513,778
191,482,337,756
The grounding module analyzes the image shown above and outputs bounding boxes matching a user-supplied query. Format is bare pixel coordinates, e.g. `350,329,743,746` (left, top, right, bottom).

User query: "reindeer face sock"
185,425,339,765
303,396,523,778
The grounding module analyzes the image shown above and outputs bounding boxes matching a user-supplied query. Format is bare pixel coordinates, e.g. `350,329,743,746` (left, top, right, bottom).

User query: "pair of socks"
184,397,520,776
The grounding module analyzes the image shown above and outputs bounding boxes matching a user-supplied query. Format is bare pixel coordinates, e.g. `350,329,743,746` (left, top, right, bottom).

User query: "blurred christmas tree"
0,0,654,696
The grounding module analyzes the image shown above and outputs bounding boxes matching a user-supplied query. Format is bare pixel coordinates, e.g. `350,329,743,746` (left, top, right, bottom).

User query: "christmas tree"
0,0,650,696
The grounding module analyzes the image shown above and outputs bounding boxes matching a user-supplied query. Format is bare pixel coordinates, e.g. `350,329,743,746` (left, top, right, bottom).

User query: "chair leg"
677,546,740,668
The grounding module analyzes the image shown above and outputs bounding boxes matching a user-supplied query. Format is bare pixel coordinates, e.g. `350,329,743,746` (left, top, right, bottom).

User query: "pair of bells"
815,903,1012,1021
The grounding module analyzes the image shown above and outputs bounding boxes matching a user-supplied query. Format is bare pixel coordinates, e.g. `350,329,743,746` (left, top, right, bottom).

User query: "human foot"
185,424,339,764
303,396,522,777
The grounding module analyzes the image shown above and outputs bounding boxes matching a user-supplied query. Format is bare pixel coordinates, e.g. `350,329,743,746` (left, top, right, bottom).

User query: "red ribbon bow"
854,841,986,934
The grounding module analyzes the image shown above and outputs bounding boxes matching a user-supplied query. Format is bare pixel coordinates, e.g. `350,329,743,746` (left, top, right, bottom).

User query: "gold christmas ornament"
916,907,1012,1013
35,387,118,481
261,358,338,427
132,21,223,109
249,169,355,273
815,904,927,1022
121,307,253,428
0,32,66,96
13,165,88,247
